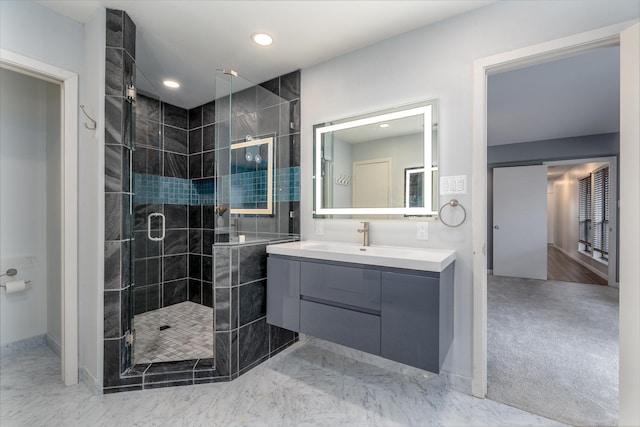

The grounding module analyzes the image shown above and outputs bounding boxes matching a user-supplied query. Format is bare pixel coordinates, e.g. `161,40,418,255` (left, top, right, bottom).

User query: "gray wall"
300,1,638,384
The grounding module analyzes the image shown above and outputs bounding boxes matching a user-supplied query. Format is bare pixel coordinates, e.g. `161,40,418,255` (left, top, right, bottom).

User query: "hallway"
547,244,608,285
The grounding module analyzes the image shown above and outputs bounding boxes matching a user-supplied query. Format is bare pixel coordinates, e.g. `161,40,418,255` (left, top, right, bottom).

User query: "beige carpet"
487,275,619,426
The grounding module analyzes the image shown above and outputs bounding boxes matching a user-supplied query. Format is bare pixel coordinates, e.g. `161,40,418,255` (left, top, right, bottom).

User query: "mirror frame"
230,136,274,215
313,101,438,217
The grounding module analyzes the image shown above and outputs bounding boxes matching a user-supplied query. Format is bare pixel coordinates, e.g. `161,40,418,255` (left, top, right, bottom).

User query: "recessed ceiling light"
379,123,390,128
163,80,180,88
252,32,273,46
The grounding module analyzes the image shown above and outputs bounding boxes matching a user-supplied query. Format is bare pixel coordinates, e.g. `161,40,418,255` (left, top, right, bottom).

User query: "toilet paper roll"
4,280,26,294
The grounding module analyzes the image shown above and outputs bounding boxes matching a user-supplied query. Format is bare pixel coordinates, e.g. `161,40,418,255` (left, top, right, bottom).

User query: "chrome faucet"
357,221,370,247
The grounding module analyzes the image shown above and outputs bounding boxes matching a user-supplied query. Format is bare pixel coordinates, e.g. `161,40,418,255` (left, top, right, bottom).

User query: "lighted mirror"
313,100,438,218
230,136,274,215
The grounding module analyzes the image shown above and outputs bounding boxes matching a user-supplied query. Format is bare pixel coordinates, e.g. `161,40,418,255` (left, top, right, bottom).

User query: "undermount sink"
266,240,455,272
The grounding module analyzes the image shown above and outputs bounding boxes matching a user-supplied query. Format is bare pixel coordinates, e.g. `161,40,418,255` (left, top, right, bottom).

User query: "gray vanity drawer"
300,261,381,311
300,300,381,355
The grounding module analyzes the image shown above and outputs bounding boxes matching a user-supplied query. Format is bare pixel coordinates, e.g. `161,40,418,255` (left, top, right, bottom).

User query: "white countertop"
266,240,455,272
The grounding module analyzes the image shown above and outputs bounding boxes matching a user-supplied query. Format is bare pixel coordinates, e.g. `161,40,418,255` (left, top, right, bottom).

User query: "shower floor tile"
133,301,214,364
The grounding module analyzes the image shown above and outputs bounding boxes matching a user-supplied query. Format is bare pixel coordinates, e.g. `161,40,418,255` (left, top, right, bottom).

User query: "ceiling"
488,46,620,146
38,0,493,109
37,1,621,147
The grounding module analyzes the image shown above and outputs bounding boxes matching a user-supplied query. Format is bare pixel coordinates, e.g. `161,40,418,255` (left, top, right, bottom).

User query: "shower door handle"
148,213,166,241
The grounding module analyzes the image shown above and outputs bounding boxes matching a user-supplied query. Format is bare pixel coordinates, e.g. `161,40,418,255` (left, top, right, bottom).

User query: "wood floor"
547,244,607,285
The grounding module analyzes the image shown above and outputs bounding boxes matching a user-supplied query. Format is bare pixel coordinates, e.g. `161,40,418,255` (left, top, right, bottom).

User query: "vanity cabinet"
267,255,454,374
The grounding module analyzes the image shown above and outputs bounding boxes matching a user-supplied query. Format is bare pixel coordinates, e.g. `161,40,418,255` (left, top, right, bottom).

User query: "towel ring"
439,199,466,228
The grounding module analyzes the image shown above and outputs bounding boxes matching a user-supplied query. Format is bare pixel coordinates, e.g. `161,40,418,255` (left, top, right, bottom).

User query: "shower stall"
103,9,300,392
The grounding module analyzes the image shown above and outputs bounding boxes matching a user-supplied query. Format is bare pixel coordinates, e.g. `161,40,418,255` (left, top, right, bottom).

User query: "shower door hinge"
126,85,137,102
125,329,136,345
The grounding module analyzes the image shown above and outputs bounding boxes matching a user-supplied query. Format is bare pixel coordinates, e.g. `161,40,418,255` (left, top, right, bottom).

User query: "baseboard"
551,244,609,281
46,334,62,357
439,371,473,395
79,366,103,395
0,334,46,357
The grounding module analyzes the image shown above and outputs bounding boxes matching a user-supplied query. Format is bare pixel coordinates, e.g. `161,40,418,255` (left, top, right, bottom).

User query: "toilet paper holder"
0,268,32,291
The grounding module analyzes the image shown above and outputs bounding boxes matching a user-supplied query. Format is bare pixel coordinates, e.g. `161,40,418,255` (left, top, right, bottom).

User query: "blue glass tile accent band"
133,167,299,205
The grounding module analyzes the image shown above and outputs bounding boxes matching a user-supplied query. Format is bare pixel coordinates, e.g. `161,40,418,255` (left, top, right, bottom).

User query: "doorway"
0,49,78,386
472,21,640,426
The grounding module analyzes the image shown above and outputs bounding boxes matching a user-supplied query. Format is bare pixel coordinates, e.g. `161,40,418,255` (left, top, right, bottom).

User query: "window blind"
578,176,592,248
593,167,609,256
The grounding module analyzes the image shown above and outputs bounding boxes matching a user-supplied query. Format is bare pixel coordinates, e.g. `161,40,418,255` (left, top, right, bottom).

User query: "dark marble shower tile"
133,286,146,315
276,133,300,169
163,153,187,179
202,151,215,178
147,257,161,284
214,332,231,377
103,338,122,387
239,280,266,326
123,49,134,89
189,254,202,280
105,97,122,146
147,284,160,311
202,282,213,308
105,48,123,97
238,318,269,371
231,112,257,142
258,77,280,109
145,359,197,374
231,330,238,377
122,100,134,149
189,106,202,129
215,288,230,331
279,70,300,101
189,154,202,180
189,206,202,228
203,205,215,229
215,120,230,149
200,101,215,126
203,230,214,255
106,9,123,48
202,256,213,283
188,279,202,304
189,229,202,254
104,242,121,290
121,195,132,240
202,125,215,152
147,238,161,258
189,128,202,154
238,244,267,285
256,105,280,136
121,239,132,286
231,286,239,330
123,11,136,59
165,204,187,229
214,247,230,288
280,99,300,136
269,325,296,353
290,201,300,235
105,193,121,241
231,248,240,286
122,148,131,193
104,291,120,339
164,230,188,255
164,126,188,154
135,117,149,147
134,203,147,232
163,279,187,306
163,254,187,282
148,103,161,127
135,259,146,287
134,231,147,259
105,143,122,192
163,103,188,129
147,148,161,175
120,287,130,335
215,148,230,177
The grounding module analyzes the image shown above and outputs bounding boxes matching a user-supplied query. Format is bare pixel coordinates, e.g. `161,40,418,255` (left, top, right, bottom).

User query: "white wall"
547,181,555,244
552,162,608,276
0,68,56,346
300,0,639,382
332,137,353,208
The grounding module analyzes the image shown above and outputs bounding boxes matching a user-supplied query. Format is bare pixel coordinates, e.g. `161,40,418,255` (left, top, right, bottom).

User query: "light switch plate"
416,222,428,240
316,220,324,235
440,175,467,195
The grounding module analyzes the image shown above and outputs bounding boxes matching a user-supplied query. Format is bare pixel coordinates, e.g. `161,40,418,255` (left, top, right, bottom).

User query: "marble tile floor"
0,342,565,427
133,301,214,364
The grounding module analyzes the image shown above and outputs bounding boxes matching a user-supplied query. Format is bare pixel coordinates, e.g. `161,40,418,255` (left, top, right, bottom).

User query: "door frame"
0,48,78,386
471,20,640,423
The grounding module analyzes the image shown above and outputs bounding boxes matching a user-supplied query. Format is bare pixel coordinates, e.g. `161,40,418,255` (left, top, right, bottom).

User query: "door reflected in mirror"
230,136,274,215
314,100,438,218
